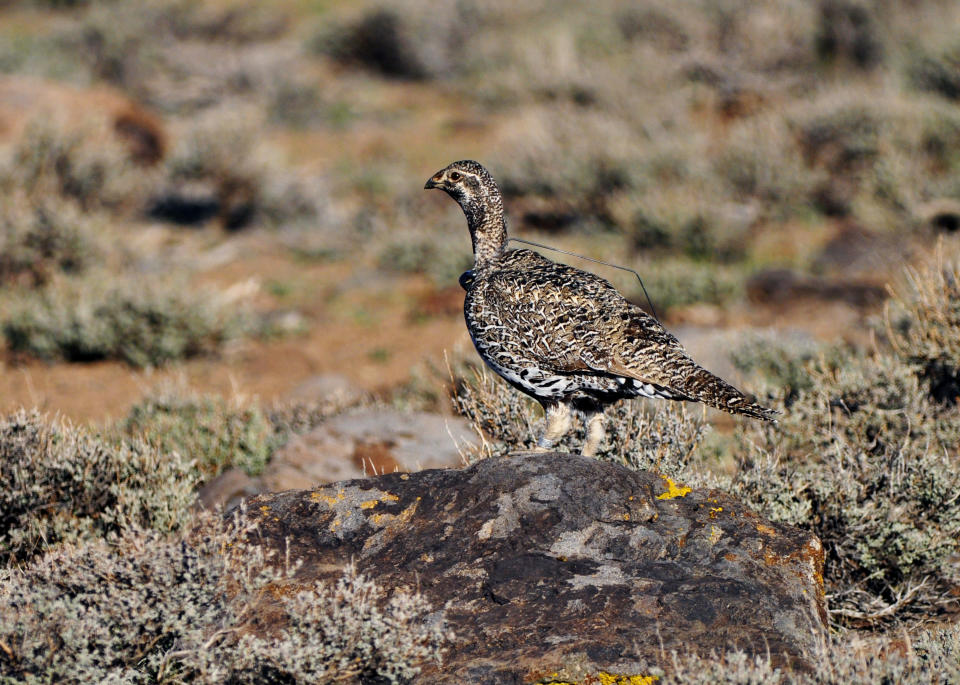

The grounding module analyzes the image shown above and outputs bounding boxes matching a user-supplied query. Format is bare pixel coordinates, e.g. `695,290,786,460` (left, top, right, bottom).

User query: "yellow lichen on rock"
655,476,691,500
362,501,420,550
310,489,345,507
362,492,403,510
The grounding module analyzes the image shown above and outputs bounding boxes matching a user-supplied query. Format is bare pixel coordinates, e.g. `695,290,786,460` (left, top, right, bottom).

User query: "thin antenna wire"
507,237,660,322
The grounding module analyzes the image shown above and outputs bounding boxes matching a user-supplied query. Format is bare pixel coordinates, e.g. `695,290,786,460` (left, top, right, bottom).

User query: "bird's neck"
463,194,507,267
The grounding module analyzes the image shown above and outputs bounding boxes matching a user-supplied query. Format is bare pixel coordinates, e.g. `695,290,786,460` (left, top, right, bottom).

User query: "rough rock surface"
246,452,827,682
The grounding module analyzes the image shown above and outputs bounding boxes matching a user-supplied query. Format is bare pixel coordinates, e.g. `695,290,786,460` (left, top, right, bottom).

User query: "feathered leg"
535,402,572,452
581,411,606,457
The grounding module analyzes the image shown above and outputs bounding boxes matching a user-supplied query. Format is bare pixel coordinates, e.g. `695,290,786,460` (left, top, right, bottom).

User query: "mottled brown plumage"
426,160,777,456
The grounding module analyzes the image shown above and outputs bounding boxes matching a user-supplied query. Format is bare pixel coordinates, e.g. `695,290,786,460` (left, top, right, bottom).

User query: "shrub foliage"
0,514,447,683
0,196,98,287
121,391,275,481
0,410,196,565
665,624,960,684
730,254,960,624
2,276,249,367
119,389,351,482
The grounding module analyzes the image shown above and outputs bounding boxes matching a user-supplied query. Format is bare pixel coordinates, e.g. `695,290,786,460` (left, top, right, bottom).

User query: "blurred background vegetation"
0,0,958,421
2,0,960,681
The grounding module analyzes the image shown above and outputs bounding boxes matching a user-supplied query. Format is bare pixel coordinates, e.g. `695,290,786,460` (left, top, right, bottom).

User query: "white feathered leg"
581,411,606,457
535,402,572,451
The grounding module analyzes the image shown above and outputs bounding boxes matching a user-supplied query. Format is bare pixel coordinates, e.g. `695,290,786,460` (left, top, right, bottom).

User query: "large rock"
245,453,827,682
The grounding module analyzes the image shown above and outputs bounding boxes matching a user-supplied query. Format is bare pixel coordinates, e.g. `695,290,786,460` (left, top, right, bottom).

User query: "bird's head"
425,160,507,264
424,160,496,206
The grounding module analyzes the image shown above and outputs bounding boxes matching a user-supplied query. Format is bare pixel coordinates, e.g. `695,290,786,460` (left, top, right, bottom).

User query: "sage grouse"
425,160,777,456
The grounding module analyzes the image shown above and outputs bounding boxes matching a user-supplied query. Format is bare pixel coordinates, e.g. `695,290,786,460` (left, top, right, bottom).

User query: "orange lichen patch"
360,499,379,509
708,524,723,544
381,493,400,502
362,501,420,549
623,513,630,521
310,489,345,507
763,548,789,567
709,507,723,518
656,476,691,500
259,505,270,513
756,523,777,536
724,552,737,561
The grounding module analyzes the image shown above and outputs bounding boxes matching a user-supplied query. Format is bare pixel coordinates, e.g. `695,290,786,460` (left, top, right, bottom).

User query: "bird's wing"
481,253,778,420
578,303,695,389
484,254,685,379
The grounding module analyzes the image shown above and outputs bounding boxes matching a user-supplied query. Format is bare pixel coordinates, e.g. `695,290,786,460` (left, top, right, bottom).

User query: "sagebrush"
2,274,250,367
0,513,447,684
729,254,960,624
0,410,195,566
120,387,352,482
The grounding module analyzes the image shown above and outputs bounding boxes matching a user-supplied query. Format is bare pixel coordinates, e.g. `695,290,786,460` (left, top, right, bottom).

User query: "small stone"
260,409,478,491
196,468,258,511
286,374,365,405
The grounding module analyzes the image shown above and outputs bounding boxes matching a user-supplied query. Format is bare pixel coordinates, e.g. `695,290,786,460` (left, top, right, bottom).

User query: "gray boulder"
245,452,826,682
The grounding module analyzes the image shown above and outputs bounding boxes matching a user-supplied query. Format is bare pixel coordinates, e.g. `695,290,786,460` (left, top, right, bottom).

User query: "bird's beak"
424,172,443,190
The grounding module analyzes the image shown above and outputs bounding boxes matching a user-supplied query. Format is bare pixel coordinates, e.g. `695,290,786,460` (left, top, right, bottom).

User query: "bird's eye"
449,171,462,182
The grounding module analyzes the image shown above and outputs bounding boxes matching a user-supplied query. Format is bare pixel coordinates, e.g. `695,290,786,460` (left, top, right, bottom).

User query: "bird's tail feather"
678,364,780,422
